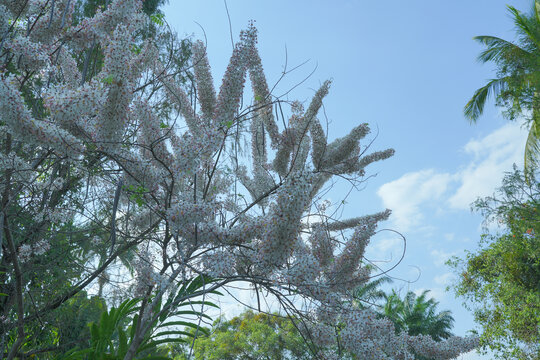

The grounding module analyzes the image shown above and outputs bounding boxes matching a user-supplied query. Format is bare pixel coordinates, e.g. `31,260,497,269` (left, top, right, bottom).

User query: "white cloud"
366,235,405,264
434,272,455,286
372,236,402,253
431,249,457,267
449,123,527,209
412,287,447,303
377,122,528,230
444,233,455,241
377,170,452,231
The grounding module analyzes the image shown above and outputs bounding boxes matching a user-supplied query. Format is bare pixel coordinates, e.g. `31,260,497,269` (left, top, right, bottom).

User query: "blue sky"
162,1,531,358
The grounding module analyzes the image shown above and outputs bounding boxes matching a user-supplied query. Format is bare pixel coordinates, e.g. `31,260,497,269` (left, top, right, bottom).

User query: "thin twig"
109,178,123,256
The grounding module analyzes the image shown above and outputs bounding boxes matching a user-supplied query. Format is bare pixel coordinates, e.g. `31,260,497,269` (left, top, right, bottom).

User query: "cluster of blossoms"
3,35,50,71
0,74,83,156
133,250,160,297
0,1,478,358
17,240,50,263
202,250,236,278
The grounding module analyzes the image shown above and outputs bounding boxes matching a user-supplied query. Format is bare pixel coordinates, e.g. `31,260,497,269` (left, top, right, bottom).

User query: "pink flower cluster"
0,75,83,155
202,249,236,278
3,35,50,71
256,173,313,267
192,41,217,121
18,239,50,263
28,0,75,43
167,199,215,242
69,0,144,47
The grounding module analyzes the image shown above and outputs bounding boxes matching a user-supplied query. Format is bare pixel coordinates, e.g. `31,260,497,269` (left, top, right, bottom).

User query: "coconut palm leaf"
382,290,454,342
351,275,393,309
465,2,540,173
508,5,540,48
464,78,509,123
474,35,532,63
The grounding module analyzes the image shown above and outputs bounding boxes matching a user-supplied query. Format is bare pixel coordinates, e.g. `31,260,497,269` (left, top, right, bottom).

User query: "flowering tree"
0,1,479,359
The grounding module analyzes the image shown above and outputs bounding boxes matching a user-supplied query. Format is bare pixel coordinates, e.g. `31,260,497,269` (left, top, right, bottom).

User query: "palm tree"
464,1,540,172
383,290,454,342
351,278,454,341
351,275,393,310
351,281,455,360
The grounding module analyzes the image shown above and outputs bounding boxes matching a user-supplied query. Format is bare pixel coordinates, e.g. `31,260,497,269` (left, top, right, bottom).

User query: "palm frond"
474,35,531,63
508,6,533,38
508,5,540,49
382,290,455,341
352,276,393,309
524,112,540,176
464,78,508,123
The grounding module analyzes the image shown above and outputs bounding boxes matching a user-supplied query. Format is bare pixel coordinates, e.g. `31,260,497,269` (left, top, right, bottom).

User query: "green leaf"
101,75,115,85
169,311,213,321
151,330,199,338
137,338,187,353
176,300,219,309
157,321,209,333
131,44,142,54
90,322,99,342
118,327,128,357
524,115,540,176
464,78,508,123
150,13,165,26
130,314,139,340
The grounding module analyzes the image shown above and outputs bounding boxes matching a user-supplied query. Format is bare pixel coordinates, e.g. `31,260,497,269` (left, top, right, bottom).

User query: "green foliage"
350,279,455,360
123,184,150,207
60,275,220,360
101,75,115,85
141,0,169,17
383,290,454,342
351,277,455,342
176,310,313,360
0,199,112,356
150,13,165,26
61,298,143,360
448,167,540,359
351,275,393,310
50,293,107,354
0,291,105,358
464,1,540,171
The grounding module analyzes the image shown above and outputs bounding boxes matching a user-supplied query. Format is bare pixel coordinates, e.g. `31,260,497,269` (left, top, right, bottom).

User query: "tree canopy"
383,290,454,342
177,310,313,360
449,167,540,360
464,0,540,171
